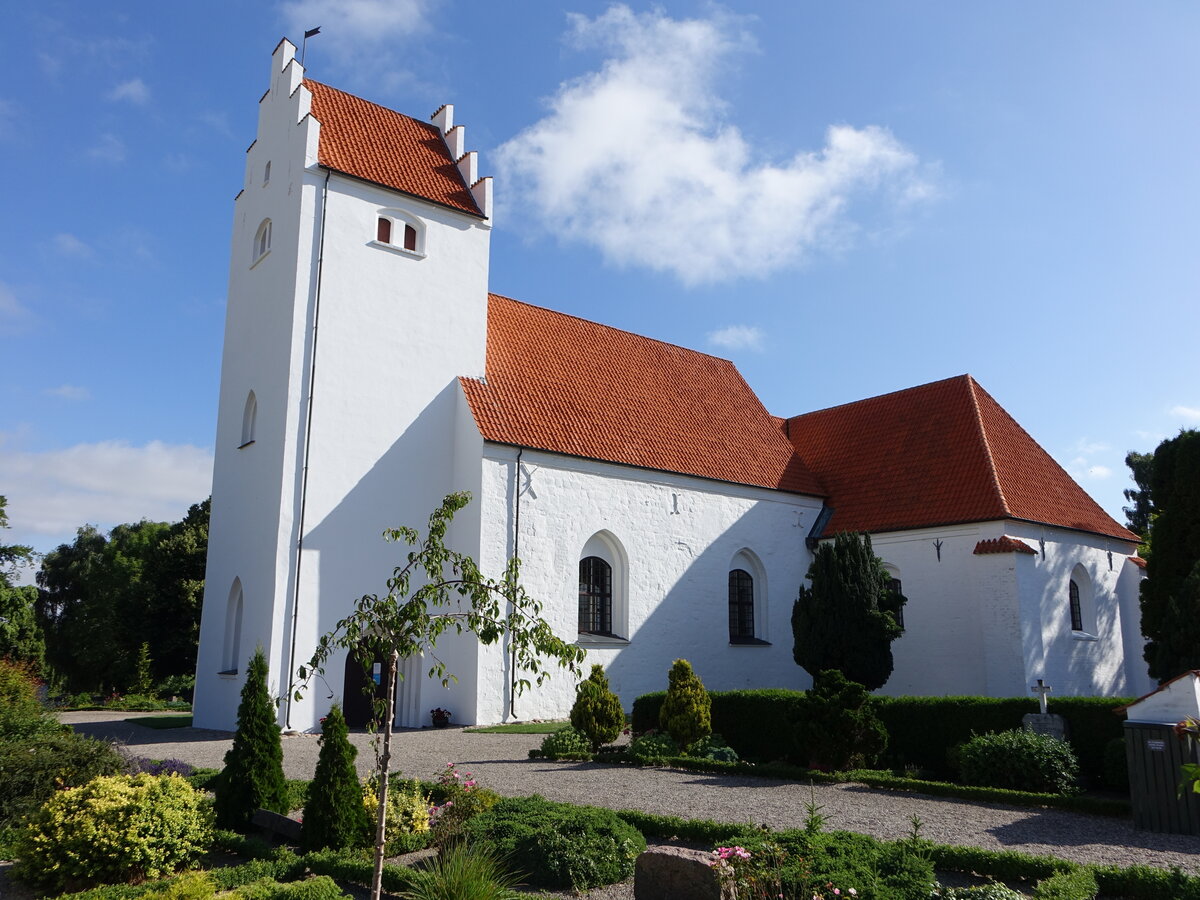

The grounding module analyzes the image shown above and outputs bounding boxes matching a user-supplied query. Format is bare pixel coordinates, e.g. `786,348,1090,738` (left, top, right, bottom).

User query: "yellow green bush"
13,774,213,893
362,776,429,854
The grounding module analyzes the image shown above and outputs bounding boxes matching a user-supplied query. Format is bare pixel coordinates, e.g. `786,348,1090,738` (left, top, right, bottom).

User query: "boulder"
635,846,721,900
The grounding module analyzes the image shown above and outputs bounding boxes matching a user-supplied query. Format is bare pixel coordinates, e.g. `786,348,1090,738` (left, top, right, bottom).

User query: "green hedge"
630,690,1131,784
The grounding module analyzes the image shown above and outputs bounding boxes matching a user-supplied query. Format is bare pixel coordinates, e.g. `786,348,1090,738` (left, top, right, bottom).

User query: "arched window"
373,210,424,255
263,160,271,185
1069,579,1082,631
222,579,244,673
579,556,612,635
1068,564,1097,635
239,390,257,448
882,564,905,629
253,218,272,261
728,569,754,641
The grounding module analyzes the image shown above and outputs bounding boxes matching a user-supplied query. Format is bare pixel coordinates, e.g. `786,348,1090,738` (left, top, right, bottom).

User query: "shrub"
793,670,888,770
398,842,523,900
426,763,500,847
688,734,739,762
0,657,59,739
215,648,289,830
1102,737,1129,791
934,885,1026,899
0,731,127,826
465,795,646,889
538,725,592,759
570,665,624,751
302,704,370,852
627,731,680,763
235,875,350,900
659,659,711,750
13,774,213,892
129,757,197,777
156,674,196,703
364,776,430,854
956,729,1080,794
141,872,217,900
1032,868,1099,900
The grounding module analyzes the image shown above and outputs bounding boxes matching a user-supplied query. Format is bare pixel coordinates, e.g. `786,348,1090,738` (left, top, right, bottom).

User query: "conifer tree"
214,646,288,830
792,532,904,691
659,658,711,749
570,664,624,751
301,703,370,851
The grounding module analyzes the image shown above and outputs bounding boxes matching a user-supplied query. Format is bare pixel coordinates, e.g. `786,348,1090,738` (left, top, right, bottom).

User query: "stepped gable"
786,374,1138,542
304,80,482,215
461,294,825,496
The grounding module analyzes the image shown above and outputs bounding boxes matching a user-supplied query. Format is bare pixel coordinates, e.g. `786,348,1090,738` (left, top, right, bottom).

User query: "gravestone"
635,846,721,900
1022,679,1068,740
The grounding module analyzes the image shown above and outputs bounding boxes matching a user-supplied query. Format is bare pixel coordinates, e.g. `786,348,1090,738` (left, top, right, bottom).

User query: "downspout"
509,446,523,719
285,167,331,729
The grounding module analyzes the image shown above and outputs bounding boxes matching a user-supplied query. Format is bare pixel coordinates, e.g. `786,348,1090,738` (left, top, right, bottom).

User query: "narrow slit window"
253,219,272,260
240,391,257,447
1069,579,1083,631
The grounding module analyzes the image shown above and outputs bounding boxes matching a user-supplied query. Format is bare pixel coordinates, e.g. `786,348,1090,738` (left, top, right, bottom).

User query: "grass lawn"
127,715,193,729
464,721,568,734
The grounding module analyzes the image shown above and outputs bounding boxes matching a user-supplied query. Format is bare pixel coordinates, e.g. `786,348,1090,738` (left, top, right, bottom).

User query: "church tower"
193,40,493,731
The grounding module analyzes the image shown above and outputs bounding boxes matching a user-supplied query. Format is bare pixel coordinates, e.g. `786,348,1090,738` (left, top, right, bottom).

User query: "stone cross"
1031,678,1052,714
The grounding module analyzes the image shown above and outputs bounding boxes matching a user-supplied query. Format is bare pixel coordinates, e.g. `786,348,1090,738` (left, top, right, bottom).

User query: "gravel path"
65,712,1200,874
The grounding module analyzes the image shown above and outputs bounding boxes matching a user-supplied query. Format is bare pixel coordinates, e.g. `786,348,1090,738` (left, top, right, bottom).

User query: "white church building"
192,41,1151,732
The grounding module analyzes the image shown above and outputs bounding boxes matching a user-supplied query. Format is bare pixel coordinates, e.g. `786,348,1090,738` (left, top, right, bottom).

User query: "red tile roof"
304,80,482,216
786,375,1138,543
461,295,825,495
974,537,1037,555
1130,556,1148,569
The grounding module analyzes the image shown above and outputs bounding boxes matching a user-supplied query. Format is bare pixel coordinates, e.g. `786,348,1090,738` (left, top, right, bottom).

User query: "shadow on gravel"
70,721,233,747
987,812,1196,855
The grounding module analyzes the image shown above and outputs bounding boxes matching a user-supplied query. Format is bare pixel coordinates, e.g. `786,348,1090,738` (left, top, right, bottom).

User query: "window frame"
372,210,425,257
728,568,756,643
252,218,272,265
578,555,614,637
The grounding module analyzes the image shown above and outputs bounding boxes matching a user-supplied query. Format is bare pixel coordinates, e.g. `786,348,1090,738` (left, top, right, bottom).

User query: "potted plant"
431,707,451,728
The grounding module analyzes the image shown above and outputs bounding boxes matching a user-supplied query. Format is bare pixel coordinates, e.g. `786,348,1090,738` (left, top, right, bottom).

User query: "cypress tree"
302,703,370,851
791,531,903,691
570,664,625,751
793,669,888,770
214,646,288,830
659,658,711,749
1139,429,1200,681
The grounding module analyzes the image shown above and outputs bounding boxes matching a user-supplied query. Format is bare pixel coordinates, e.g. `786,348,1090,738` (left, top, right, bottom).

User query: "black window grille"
728,569,754,641
579,556,613,635
1069,579,1082,631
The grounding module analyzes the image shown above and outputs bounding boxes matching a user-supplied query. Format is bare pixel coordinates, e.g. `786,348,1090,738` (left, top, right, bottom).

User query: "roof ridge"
965,375,1013,519
487,293,739,367
787,373,972,422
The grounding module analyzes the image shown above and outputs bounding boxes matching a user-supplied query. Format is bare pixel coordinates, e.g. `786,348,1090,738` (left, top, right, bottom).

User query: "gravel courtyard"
64,711,1199,874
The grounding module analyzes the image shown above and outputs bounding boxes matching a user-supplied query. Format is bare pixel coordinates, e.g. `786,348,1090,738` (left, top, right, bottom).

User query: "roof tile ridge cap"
965,374,1012,519
487,292,738,365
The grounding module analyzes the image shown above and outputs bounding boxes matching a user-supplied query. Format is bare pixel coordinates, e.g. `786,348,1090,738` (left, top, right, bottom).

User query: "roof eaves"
320,165,486,219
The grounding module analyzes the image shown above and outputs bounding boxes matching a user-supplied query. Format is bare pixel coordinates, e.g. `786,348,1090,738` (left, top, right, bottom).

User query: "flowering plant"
709,843,788,900
431,707,451,718
810,884,857,899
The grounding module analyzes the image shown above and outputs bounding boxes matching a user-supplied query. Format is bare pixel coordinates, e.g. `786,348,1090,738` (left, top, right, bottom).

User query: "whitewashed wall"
469,444,825,723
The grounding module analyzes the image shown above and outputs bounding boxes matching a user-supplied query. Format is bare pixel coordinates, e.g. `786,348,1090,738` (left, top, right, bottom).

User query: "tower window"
373,211,424,256
263,161,271,185
253,219,272,262
377,217,391,243
403,223,417,251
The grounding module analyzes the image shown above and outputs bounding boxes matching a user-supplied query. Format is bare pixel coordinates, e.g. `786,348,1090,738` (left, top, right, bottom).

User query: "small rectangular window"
403,224,417,251
377,217,392,243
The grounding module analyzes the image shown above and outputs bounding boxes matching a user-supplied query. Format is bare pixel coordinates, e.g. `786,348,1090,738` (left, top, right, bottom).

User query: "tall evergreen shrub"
659,659,711,749
214,647,288,830
570,664,624,751
301,703,369,851
793,669,887,770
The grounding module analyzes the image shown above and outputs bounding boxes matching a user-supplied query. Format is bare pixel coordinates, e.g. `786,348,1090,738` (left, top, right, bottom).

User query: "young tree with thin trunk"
294,491,586,900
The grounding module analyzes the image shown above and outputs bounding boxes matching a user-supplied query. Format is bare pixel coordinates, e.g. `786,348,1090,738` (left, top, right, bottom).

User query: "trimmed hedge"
631,690,1131,783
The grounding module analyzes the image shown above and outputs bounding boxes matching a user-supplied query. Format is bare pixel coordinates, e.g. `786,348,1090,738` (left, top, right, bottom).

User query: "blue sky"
2,1,1197,569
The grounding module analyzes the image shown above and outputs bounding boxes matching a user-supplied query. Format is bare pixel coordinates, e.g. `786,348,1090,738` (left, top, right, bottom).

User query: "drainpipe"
284,167,331,730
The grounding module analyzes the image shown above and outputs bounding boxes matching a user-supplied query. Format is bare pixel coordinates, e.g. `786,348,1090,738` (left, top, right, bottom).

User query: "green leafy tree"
658,658,711,750
301,703,370,851
295,491,586,900
793,669,888,770
1139,430,1200,681
214,646,289,831
570,664,624,751
1123,450,1155,559
0,496,34,580
792,532,904,691
0,496,42,670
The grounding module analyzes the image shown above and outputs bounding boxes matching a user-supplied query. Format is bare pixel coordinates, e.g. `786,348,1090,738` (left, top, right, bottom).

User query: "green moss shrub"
13,774,213,892
301,704,369,852
627,731,679,762
0,731,127,826
793,670,887,770
933,885,1026,899
215,648,289,830
235,875,349,900
955,729,1080,794
659,659,711,749
688,734,739,762
465,795,645,889
570,665,624,751
538,725,592,759
1032,868,1099,900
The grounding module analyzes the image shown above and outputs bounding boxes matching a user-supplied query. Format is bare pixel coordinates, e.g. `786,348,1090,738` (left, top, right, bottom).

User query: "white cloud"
108,78,150,104
44,384,91,401
0,439,212,554
1170,405,1200,423
88,132,126,164
707,324,764,352
53,232,94,258
1067,456,1112,482
280,0,434,67
0,282,33,334
1073,438,1109,455
496,5,930,286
